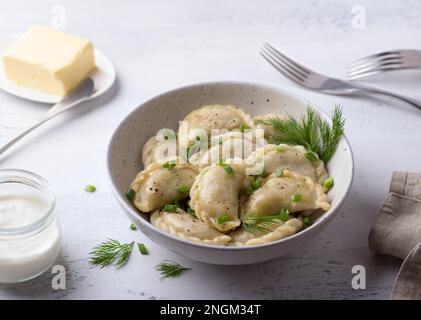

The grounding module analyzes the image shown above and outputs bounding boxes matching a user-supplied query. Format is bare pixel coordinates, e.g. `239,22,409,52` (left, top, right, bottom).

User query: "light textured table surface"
1,0,420,300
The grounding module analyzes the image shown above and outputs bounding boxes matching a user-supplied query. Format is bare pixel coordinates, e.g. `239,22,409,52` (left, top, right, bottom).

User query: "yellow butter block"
3,25,95,96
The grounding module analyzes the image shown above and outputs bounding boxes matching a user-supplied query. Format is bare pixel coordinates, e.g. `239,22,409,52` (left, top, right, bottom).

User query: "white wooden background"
1,0,421,299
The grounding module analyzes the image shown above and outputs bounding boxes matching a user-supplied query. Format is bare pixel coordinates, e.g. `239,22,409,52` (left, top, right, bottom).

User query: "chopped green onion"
200,168,209,176
217,213,229,224
275,168,284,177
224,165,234,176
163,160,176,170
195,136,201,141
244,185,254,197
176,185,190,195
216,159,224,166
172,197,181,208
279,208,289,222
250,178,261,190
84,184,96,192
187,207,197,219
130,223,137,231
276,146,286,153
240,124,251,132
305,151,319,162
163,204,178,213
302,216,313,226
292,194,303,202
323,177,334,190
137,243,148,255
257,169,266,177
126,188,136,203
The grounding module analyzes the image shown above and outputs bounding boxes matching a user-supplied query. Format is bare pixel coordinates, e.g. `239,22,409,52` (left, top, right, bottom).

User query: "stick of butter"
3,25,96,96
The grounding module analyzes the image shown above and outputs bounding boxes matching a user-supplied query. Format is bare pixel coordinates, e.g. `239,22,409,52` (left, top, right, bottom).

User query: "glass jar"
0,169,60,283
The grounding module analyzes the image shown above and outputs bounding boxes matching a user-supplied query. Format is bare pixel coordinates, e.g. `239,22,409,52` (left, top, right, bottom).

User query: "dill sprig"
89,239,135,268
317,106,345,163
264,105,345,163
242,212,284,235
156,260,191,279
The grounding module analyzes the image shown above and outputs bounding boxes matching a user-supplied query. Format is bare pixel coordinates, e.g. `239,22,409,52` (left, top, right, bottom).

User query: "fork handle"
351,83,421,110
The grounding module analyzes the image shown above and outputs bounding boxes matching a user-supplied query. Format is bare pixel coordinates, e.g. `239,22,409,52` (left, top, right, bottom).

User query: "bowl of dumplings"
107,81,354,265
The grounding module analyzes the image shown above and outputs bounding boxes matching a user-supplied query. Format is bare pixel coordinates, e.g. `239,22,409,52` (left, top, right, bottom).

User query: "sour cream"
0,170,60,283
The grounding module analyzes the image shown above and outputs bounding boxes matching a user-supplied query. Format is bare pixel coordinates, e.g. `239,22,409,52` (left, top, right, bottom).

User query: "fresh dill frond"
89,239,134,268
155,260,191,279
317,106,345,162
242,212,284,235
264,105,345,163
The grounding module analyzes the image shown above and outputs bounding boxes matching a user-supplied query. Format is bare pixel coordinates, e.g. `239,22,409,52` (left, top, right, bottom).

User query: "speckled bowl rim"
107,81,354,251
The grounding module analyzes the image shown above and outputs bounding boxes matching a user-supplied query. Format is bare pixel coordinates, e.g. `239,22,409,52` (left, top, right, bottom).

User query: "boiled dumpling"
190,162,245,232
151,208,231,245
178,105,253,148
130,162,200,212
189,130,265,167
229,218,303,246
142,134,179,167
253,113,287,140
241,170,330,220
245,144,328,184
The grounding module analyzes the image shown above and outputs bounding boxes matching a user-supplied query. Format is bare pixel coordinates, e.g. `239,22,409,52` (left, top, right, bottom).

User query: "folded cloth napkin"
369,172,421,299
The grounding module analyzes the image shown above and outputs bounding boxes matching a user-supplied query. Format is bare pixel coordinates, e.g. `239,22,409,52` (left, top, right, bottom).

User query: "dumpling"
178,105,253,148
189,130,266,167
151,208,231,245
229,218,303,246
245,144,328,184
190,162,245,232
253,113,287,140
142,135,179,167
130,162,200,212
241,170,330,220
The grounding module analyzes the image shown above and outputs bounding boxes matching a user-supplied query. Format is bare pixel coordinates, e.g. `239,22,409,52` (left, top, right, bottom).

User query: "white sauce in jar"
0,170,60,283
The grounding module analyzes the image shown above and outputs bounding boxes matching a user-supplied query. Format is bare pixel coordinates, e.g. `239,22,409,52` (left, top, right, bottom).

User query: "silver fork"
260,43,421,110
347,49,421,80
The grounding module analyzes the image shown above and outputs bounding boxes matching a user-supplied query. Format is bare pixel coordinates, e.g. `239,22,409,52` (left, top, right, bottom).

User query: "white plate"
0,36,116,104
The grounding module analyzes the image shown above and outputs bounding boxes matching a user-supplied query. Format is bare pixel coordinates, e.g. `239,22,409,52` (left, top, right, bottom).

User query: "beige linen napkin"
368,172,421,299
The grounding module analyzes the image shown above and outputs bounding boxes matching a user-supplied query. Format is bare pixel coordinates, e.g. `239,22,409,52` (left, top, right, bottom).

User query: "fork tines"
260,43,310,83
347,50,404,79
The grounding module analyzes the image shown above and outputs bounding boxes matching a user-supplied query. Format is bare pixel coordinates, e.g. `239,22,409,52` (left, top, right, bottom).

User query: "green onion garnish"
302,216,313,227
275,168,284,177
85,184,96,192
163,204,178,213
217,213,229,224
176,185,190,195
244,185,254,197
187,207,197,219
250,179,261,190
224,165,234,176
292,194,303,202
276,146,286,153
126,188,136,203
163,160,176,170
323,177,334,190
279,208,289,222
240,124,251,132
130,223,137,231
137,243,148,255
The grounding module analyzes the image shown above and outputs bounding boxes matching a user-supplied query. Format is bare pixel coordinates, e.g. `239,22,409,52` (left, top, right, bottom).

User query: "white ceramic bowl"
107,81,354,265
